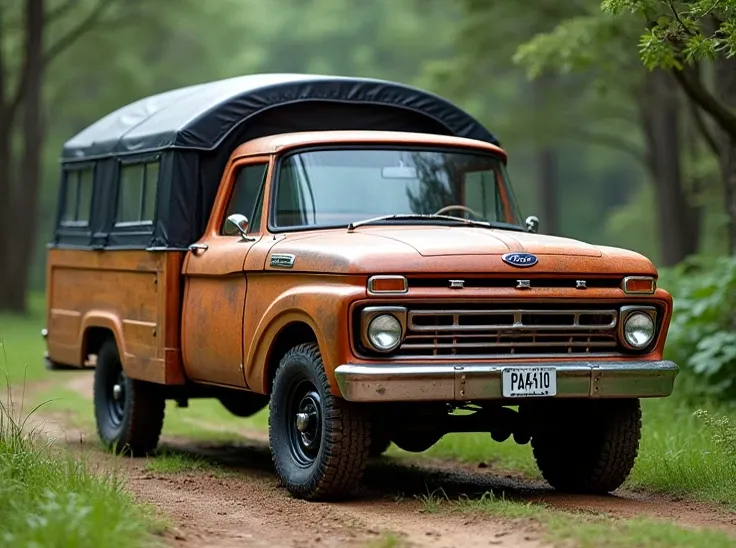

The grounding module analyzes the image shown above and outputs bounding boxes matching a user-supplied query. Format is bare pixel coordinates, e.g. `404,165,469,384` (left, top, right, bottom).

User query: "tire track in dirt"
21,372,736,546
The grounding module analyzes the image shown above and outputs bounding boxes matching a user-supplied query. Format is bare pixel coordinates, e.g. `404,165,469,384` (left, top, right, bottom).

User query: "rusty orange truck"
44,74,678,500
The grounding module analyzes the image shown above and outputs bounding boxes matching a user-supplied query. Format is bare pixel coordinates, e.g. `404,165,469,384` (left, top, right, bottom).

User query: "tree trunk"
640,69,699,266
714,56,736,253
532,75,559,235
2,0,45,313
537,147,558,235
0,3,11,310
0,127,13,310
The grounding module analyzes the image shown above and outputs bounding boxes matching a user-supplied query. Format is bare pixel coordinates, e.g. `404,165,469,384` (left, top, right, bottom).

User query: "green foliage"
660,255,736,397
513,13,640,79
601,0,736,69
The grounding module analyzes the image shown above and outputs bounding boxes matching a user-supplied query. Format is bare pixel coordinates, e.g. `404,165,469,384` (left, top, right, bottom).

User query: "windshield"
271,147,524,230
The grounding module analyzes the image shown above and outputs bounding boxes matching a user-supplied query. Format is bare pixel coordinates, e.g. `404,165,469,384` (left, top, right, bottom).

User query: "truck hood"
264,227,657,276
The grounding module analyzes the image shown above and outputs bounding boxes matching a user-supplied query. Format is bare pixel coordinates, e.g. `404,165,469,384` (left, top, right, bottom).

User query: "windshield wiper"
347,214,523,232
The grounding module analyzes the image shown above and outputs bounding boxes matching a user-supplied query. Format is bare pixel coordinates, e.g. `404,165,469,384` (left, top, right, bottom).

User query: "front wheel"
93,338,165,455
269,343,372,500
530,399,641,494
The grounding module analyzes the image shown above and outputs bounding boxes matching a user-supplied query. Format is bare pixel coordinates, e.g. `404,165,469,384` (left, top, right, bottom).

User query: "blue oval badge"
502,252,538,268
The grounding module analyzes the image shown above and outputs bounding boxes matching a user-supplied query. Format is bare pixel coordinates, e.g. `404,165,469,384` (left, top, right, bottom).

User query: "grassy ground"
0,296,166,546
0,292,47,385
417,491,736,548
420,390,736,506
0,388,164,547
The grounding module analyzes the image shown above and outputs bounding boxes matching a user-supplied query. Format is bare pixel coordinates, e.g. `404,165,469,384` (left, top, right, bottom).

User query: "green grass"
144,447,217,474
0,292,47,385
630,395,736,505
0,387,165,547
420,490,736,548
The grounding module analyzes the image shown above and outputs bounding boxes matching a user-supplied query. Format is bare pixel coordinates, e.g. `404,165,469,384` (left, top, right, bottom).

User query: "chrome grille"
398,306,619,359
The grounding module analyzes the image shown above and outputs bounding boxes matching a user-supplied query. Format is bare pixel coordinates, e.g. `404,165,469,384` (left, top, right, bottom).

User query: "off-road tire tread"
94,338,165,456
269,343,371,500
531,399,641,494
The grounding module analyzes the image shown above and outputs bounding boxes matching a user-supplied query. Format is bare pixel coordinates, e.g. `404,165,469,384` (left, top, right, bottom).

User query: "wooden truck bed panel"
45,248,186,385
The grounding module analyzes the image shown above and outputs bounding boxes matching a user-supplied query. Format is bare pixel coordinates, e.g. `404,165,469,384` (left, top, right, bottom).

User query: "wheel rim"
108,369,127,427
286,379,322,466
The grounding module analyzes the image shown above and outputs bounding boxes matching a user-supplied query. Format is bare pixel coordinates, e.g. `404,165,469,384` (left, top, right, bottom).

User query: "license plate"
502,367,557,398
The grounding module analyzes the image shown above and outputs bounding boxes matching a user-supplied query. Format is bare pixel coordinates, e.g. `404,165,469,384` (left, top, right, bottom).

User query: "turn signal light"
367,275,408,295
622,276,656,294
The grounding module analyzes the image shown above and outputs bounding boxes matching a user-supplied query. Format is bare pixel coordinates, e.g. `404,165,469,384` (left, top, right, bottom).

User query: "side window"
60,166,94,227
221,162,268,234
116,160,159,225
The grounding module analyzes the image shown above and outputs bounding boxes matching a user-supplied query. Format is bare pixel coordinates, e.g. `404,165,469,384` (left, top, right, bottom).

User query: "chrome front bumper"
334,360,679,402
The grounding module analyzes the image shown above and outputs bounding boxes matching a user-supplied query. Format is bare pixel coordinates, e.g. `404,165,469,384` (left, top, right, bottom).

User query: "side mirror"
525,215,539,233
225,213,250,238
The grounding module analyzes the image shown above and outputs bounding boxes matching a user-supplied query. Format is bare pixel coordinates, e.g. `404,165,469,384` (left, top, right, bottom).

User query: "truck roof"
231,130,508,162
53,73,501,251
61,73,499,162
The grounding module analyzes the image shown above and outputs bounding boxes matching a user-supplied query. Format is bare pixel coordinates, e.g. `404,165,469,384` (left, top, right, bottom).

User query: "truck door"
180,157,270,387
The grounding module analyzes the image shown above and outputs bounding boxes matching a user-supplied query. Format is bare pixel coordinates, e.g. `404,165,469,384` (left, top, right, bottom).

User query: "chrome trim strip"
367,275,409,295
407,308,618,333
334,360,679,402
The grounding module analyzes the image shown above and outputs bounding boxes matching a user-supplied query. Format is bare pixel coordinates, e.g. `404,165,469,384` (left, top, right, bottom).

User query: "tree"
512,3,706,265
0,0,120,313
605,0,736,251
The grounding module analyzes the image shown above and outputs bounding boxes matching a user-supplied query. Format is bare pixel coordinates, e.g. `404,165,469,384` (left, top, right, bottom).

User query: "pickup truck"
44,73,679,501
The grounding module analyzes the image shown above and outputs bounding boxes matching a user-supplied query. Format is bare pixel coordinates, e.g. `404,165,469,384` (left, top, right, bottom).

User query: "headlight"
623,312,655,349
367,314,402,352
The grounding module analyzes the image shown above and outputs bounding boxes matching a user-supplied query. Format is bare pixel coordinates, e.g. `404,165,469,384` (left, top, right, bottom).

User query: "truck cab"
44,73,678,501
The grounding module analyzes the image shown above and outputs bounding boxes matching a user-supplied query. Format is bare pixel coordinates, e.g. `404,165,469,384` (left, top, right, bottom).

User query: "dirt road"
24,373,736,547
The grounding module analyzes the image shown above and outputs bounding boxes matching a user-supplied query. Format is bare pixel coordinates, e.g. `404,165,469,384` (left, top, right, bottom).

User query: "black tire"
93,338,165,456
218,391,268,417
530,399,641,494
268,343,371,500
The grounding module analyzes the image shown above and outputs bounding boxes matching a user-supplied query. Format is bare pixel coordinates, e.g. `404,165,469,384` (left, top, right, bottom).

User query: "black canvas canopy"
55,73,499,250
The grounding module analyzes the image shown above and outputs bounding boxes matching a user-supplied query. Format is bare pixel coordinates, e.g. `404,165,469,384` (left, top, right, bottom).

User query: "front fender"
244,276,366,395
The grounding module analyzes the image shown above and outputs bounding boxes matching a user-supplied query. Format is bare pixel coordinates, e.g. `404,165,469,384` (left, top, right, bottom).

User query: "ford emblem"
502,252,538,268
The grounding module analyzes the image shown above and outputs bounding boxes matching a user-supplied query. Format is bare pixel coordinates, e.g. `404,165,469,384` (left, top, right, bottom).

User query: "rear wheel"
269,343,371,500
530,399,641,494
93,338,165,455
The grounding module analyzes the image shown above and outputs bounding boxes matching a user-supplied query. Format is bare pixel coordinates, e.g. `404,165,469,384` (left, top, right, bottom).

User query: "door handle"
188,243,209,253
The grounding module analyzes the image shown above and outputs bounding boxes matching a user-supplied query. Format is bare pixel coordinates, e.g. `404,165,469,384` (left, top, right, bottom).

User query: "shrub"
659,255,736,399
